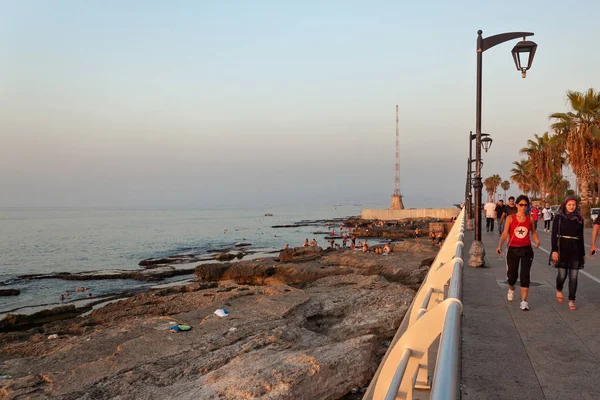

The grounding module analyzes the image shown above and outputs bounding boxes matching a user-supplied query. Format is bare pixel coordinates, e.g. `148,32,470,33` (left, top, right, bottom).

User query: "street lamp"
466,132,493,229
469,30,537,268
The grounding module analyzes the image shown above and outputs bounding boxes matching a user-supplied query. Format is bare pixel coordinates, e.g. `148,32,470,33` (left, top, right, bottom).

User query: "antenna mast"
394,105,400,196
391,105,405,209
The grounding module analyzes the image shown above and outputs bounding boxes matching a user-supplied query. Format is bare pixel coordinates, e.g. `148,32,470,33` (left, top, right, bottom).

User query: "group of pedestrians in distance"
485,196,518,234
494,194,592,312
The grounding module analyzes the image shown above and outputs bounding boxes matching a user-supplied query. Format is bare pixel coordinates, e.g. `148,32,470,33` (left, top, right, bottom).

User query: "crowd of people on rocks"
293,235,393,255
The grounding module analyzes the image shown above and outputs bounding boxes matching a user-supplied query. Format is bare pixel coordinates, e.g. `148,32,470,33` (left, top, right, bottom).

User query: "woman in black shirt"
551,196,585,310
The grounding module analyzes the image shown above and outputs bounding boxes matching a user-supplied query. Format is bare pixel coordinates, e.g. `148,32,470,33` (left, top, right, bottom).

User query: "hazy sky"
1,1,599,208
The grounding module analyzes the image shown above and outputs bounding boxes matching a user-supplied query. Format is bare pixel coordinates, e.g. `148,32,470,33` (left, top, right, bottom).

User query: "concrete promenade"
461,226,600,400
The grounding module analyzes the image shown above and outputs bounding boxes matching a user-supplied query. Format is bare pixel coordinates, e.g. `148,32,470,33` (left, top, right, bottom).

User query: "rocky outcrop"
18,266,197,282
0,289,20,296
0,239,437,400
279,246,324,262
215,253,237,261
0,305,84,332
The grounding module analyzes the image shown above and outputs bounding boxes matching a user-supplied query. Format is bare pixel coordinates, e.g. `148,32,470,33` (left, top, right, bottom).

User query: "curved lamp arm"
478,31,534,53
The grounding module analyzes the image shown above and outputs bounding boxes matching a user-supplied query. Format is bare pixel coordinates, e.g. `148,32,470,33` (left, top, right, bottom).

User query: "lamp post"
466,131,492,230
469,30,538,268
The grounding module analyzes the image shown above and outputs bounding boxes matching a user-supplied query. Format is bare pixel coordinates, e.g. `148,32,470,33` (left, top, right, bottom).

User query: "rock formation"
0,241,437,400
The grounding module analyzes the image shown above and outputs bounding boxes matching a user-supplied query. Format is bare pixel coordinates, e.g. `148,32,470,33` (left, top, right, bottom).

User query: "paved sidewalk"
461,228,600,400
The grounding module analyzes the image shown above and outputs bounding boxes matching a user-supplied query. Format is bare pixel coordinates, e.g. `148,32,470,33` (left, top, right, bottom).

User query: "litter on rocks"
169,324,192,333
47,334,59,340
228,327,237,332
214,308,229,317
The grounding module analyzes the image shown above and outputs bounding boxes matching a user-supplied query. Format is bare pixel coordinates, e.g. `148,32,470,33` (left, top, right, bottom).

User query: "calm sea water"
0,205,366,314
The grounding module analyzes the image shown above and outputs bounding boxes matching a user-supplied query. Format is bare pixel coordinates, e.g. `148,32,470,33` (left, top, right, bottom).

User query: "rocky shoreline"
0,238,438,400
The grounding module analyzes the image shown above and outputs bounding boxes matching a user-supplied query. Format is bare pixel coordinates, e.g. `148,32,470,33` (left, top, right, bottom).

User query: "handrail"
363,208,466,400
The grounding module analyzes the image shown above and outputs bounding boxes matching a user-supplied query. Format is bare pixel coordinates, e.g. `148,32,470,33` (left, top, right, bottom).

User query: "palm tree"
483,176,496,202
550,88,600,226
483,174,502,201
520,132,558,202
501,180,510,201
510,160,536,196
491,174,502,201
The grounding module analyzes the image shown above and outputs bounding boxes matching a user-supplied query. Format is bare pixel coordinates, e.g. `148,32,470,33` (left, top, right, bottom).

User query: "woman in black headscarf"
551,196,585,310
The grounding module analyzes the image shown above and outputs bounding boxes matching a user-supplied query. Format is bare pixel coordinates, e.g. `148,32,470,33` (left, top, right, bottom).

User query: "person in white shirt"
484,199,497,232
541,203,553,232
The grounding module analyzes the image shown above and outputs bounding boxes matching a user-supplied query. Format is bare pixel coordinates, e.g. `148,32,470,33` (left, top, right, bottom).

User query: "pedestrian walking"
541,203,552,232
484,198,496,232
500,196,517,229
530,205,540,231
551,196,584,311
496,200,506,236
590,213,600,255
496,195,540,311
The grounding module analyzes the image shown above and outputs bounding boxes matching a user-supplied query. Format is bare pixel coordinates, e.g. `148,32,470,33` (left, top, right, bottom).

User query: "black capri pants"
507,245,534,288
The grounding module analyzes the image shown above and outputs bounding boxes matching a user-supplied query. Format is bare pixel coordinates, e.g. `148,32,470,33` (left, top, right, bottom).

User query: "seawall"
360,208,460,220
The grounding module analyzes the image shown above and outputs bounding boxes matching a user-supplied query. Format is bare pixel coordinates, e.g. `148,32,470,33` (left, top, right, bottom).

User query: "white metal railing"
363,208,466,400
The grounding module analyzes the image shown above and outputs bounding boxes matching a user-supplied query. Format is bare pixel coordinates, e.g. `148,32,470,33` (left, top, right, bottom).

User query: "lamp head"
482,136,493,152
511,39,538,78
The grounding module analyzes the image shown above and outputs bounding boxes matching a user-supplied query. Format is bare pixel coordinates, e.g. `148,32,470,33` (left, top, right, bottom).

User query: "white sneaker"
507,289,515,302
520,300,529,311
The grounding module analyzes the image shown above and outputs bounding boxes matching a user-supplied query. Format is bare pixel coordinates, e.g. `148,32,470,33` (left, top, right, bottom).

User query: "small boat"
264,213,273,216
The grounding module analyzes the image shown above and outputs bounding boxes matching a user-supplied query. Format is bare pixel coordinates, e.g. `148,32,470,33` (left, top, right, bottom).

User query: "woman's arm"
530,216,540,248
551,216,559,252
496,215,512,253
579,220,586,258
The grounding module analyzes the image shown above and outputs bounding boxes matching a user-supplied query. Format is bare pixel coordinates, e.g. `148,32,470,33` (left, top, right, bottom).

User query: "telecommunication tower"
391,105,405,210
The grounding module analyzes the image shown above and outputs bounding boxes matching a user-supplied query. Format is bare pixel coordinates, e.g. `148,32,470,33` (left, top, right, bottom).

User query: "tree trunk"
579,176,592,227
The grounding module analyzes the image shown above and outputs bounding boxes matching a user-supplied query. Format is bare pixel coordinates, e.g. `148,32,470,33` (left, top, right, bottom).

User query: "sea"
0,204,374,316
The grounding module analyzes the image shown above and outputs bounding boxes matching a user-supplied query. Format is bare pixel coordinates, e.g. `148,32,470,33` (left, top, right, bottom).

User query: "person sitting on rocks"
436,230,444,246
334,243,341,249
414,228,420,241
342,236,348,248
328,239,335,248
304,238,309,247
283,244,289,250
429,230,436,244
362,243,369,252
310,238,318,246
351,235,357,247
383,243,391,254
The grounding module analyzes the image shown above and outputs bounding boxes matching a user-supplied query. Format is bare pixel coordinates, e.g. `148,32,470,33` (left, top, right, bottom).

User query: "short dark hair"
515,195,530,206
498,200,504,203
508,196,515,201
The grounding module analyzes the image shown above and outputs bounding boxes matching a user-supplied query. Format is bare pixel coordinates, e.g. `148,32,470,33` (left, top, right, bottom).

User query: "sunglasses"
517,203,528,207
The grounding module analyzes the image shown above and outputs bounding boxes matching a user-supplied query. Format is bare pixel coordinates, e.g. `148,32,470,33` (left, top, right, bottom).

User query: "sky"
1,0,599,209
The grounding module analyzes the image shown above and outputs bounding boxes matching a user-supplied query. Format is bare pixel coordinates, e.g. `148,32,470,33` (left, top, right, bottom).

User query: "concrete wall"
361,208,460,220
